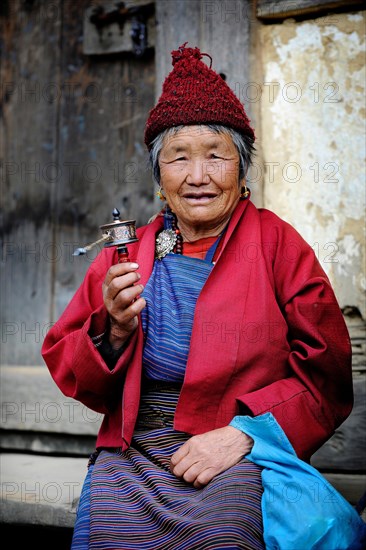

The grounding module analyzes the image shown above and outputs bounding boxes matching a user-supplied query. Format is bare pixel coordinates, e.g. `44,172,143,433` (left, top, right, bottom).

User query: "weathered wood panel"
257,0,365,20
53,0,156,320
0,0,156,362
155,0,252,116
154,0,263,205
1,0,62,366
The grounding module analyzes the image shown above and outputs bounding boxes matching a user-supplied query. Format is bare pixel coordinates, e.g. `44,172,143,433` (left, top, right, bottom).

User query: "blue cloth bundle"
230,413,366,550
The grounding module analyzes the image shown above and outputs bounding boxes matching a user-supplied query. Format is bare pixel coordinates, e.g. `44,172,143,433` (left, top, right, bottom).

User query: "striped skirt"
72,384,264,549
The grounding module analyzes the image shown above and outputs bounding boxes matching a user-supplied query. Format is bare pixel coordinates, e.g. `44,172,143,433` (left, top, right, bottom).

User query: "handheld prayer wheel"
73,208,138,262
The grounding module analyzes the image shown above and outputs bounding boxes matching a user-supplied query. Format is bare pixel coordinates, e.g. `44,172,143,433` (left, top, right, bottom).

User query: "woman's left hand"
170,426,254,488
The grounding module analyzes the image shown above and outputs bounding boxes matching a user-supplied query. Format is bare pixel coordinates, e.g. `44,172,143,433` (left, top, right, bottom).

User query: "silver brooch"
155,229,177,260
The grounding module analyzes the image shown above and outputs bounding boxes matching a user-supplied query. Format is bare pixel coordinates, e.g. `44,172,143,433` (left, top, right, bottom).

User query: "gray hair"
149,124,255,186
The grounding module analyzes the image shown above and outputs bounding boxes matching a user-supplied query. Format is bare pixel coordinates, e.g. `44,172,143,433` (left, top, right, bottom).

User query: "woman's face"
159,126,242,233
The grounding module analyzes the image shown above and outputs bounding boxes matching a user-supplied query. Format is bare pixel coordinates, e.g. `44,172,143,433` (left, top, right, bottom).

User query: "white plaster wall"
258,11,365,317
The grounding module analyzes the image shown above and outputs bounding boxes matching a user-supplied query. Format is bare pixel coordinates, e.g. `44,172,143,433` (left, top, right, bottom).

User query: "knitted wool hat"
144,43,255,149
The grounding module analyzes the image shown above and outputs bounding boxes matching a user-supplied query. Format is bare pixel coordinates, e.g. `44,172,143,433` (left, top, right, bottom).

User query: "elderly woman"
42,44,353,549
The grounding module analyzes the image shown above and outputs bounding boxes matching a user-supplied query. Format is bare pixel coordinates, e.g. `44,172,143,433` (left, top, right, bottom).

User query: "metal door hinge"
84,2,155,57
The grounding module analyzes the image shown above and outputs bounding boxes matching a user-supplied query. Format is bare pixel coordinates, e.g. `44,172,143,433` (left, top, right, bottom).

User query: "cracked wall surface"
258,11,365,317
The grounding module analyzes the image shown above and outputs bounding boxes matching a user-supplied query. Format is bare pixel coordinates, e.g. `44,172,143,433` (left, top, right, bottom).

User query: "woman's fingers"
102,262,146,347
103,262,139,287
103,270,141,301
170,426,253,488
106,283,144,314
107,273,141,300
102,260,144,315
193,469,216,489
172,456,219,488
170,450,197,479
111,295,146,324
108,297,146,346
186,466,217,489
170,441,190,469
177,461,212,485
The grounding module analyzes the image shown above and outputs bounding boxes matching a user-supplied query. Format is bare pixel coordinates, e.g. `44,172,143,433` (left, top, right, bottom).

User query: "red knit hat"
144,43,255,149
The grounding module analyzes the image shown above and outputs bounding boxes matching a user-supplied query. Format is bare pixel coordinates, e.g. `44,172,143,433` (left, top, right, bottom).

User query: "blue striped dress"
71,247,264,549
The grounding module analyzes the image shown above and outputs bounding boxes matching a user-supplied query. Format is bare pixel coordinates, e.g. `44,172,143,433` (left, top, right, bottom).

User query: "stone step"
0,365,100,456
0,453,87,528
1,452,365,531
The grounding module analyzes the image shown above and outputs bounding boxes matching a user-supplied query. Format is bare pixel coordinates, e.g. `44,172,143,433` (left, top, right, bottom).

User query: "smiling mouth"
182,193,217,200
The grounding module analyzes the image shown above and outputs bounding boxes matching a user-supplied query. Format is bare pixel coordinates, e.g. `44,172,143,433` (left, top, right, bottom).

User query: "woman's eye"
211,154,222,159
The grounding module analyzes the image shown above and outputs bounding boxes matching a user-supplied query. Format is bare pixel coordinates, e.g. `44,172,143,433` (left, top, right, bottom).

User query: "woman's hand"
170,426,254,489
102,262,146,349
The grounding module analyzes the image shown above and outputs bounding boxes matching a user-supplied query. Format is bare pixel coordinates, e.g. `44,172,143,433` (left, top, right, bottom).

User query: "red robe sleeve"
41,247,138,414
237,212,353,460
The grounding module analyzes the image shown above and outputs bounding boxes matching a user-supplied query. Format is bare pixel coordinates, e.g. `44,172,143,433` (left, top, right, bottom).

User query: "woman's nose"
186,159,212,185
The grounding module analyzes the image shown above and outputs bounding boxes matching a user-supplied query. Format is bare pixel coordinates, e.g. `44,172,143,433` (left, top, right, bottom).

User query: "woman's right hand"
102,262,146,349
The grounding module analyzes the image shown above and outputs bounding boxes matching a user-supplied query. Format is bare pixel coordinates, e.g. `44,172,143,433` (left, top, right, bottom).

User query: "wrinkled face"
159,126,242,232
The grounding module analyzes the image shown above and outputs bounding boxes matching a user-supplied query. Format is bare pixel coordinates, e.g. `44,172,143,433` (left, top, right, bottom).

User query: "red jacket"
42,200,353,461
